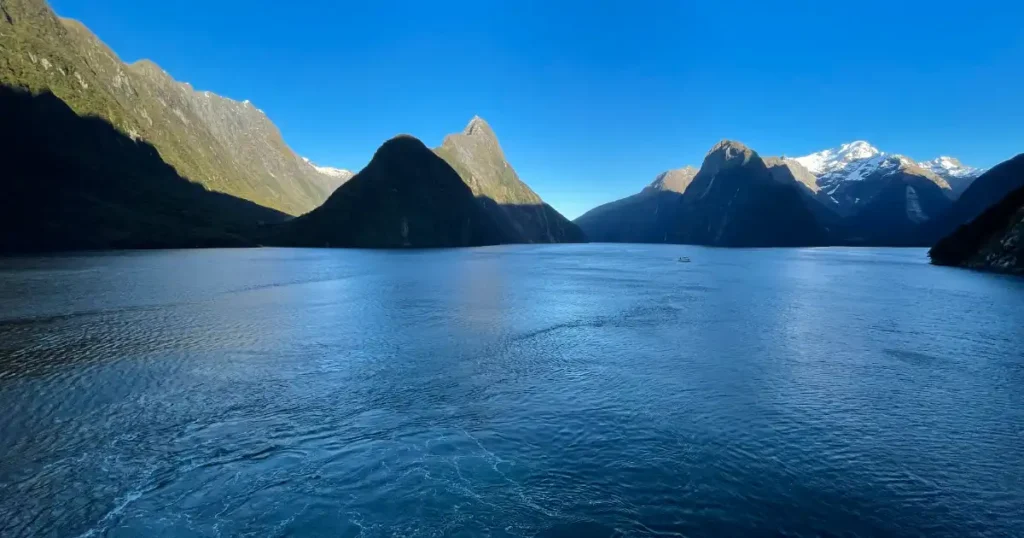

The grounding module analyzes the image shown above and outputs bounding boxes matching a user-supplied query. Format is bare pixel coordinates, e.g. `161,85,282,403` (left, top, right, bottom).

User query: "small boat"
677,256,691,263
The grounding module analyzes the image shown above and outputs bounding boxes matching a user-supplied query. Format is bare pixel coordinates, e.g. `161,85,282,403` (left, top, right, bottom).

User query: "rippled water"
0,245,1022,537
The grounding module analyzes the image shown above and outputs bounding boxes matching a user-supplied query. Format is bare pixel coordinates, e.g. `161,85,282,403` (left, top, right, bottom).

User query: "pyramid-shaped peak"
464,115,496,137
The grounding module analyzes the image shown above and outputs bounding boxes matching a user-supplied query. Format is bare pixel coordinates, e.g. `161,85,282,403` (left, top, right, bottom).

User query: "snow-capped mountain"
916,157,984,195
302,157,353,181
794,141,882,177
789,142,983,209
918,156,982,179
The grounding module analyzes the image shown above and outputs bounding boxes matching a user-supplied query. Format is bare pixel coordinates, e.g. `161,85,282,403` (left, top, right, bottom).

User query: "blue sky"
49,0,1024,219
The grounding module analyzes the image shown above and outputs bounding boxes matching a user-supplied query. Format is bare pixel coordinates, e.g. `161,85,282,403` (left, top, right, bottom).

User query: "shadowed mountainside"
0,0,336,215
576,142,829,248
930,156,1024,274
574,167,697,243
926,154,1024,244
672,141,826,247
276,136,508,248
435,117,583,243
0,86,284,252
930,185,1024,274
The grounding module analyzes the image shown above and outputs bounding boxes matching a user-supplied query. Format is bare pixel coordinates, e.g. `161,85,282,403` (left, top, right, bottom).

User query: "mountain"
576,141,828,247
303,158,355,192
434,117,584,243
0,86,283,252
672,141,826,247
0,0,333,216
842,169,958,245
762,157,843,223
276,136,507,248
930,176,1024,275
926,154,1024,244
645,167,701,194
574,167,698,243
918,156,984,195
792,141,958,215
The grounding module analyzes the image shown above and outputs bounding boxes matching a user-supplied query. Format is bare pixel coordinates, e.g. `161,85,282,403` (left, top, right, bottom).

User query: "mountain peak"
464,115,495,138
705,140,758,166
839,140,881,158
647,166,699,194
710,139,752,154
794,141,882,176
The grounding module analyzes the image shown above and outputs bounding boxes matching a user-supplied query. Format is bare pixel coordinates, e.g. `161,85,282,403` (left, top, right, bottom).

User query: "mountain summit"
672,140,825,246
792,142,982,209
279,135,506,248
435,117,583,243
794,141,883,177
576,140,827,247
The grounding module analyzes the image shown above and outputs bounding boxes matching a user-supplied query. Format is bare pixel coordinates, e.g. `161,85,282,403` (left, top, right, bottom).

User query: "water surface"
1,245,1022,537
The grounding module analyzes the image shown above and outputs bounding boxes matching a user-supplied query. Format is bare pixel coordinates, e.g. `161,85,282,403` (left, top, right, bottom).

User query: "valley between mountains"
1,0,1021,274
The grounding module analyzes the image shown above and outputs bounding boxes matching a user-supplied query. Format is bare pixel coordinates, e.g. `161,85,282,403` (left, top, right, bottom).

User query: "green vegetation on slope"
0,0,333,216
0,85,284,251
435,117,584,243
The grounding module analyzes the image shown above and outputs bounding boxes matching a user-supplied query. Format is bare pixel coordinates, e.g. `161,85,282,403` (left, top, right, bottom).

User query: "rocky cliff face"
278,136,507,248
434,117,583,243
0,0,333,216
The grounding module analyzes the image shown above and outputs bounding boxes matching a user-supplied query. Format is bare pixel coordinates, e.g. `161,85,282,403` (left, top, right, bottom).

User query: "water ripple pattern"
0,245,1022,537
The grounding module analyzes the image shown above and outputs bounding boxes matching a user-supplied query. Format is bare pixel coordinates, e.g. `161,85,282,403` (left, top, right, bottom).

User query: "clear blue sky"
49,0,1024,219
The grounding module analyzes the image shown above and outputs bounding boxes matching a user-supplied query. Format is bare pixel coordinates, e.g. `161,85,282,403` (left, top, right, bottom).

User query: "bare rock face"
0,0,334,216
762,157,819,193
435,117,583,243
644,166,699,194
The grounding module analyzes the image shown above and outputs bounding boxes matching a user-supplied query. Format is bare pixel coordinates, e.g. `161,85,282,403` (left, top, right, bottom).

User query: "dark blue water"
0,245,1022,537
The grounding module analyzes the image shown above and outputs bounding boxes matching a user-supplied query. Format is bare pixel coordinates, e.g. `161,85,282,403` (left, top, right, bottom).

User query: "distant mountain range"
577,139,998,248
0,0,1019,273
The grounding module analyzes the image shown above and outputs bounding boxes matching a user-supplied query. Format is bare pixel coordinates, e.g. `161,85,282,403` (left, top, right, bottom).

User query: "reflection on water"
0,245,1022,537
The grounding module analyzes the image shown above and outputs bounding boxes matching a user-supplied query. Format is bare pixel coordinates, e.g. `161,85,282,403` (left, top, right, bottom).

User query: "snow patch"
917,156,984,179
303,157,353,179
